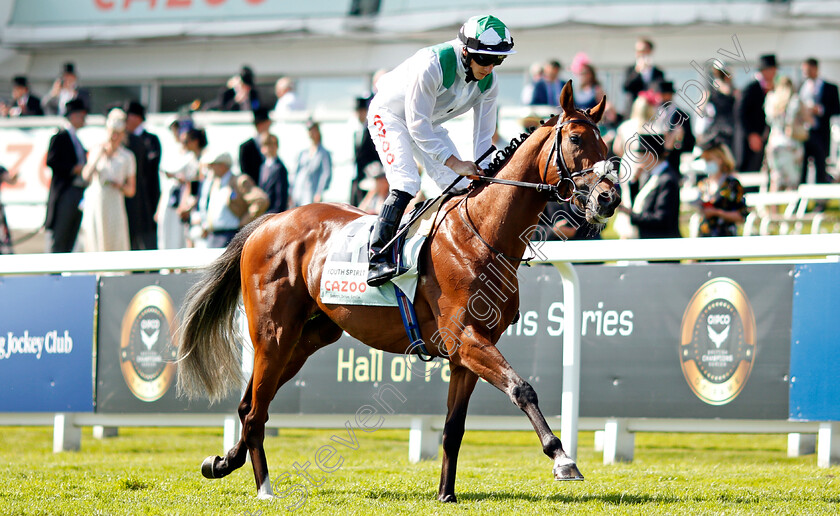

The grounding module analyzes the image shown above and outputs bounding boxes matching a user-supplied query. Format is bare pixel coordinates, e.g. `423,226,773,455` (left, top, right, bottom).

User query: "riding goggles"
470,53,506,67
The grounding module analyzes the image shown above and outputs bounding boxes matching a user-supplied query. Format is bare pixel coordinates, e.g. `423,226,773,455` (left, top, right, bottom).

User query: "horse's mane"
484,114,558,177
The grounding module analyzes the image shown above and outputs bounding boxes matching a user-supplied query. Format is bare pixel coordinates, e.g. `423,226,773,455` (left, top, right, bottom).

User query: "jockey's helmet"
458,15,516,55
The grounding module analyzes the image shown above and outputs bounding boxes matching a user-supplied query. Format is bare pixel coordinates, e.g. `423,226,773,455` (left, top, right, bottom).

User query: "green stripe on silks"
430,43,494,92
430,43,457,89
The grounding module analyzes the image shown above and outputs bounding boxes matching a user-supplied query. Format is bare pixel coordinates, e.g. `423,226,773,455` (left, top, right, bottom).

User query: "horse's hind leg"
241,313,342,499
201,376,254,479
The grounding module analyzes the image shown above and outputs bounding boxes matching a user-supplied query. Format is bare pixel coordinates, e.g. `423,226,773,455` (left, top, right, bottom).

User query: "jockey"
366,14,515,286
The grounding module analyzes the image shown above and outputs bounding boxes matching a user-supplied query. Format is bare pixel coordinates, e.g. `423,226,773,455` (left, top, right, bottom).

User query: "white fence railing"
1,234,839,467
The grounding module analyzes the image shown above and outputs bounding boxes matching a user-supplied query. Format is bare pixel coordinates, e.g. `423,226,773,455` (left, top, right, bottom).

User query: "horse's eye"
570,135,581,145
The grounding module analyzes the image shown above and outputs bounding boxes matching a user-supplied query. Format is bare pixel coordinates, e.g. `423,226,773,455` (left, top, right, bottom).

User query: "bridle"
459,116,619,263
470,117,619,202
541,117,617,201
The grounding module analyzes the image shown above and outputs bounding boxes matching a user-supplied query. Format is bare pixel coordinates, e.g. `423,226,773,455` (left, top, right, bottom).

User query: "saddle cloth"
319,196,445,306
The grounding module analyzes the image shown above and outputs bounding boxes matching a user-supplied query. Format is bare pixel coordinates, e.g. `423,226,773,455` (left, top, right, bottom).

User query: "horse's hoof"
553,456,584,481
437,493,457,503
201,455,221,479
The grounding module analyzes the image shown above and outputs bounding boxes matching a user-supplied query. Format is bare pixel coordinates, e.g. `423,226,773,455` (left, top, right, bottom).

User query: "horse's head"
542,81,620,225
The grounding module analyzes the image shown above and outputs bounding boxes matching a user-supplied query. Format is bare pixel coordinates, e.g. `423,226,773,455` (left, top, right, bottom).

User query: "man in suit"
529,60,565,106
125,101,162,249
655,81,695,175
800,57,840,185
43,62,91,116
737,54,776,172
618,133,682,239
258,132,290,214
239,107,272,184
9,76,43,116
351,95,380,206
45,98,88,253
623,39,665,109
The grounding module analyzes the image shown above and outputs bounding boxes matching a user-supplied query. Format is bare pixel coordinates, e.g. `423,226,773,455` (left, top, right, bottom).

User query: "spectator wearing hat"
351,95,380,206
258,132,290,214
737,53,777,172
124,100,162,249
799,57,840,186
80,108,136,252
617,133,682,239
291,120,332,207
196,150,268,248
239,107,272,184
43,62,91,116
273,77,305,115
623,39,665,110
9,76,43,117
45,98,89,252
208,66,261,112
654,80,695,174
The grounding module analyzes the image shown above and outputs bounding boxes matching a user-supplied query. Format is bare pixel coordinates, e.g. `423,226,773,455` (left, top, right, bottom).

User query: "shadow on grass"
366,489,681,505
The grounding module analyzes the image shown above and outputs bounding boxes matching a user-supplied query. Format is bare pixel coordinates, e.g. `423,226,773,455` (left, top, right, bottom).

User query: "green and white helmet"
458,15,515,55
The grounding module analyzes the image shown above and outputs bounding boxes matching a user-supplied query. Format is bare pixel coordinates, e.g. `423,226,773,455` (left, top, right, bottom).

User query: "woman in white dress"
80,109,136,252
764,76,811,192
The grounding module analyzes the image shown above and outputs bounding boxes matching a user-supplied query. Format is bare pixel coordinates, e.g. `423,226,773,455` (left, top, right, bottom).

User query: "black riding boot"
368,189,413,287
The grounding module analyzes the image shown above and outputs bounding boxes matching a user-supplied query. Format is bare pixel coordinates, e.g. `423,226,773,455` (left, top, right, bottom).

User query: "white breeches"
367,108,470,196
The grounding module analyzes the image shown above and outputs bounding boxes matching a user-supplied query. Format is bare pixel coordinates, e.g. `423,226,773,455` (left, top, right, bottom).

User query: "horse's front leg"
453,330,583,482
437,364,479,503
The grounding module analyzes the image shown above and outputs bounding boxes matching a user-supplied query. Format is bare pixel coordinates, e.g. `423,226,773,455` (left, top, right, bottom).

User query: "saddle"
319,194,449,307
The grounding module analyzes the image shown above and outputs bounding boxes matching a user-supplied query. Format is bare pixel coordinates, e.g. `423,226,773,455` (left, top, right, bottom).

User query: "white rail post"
818,422,840,468
224,415,242,454
93,426,119,439
554,261,581,460
603,418,634,464
408,416,439,463
787,433,816,457
53,413,81,452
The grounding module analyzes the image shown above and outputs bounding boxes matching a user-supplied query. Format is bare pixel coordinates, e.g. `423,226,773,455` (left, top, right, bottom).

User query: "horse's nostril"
598,191,614,207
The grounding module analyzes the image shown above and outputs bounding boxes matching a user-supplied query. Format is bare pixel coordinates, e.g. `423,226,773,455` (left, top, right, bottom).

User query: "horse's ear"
586,95,607,124
559,80,576,117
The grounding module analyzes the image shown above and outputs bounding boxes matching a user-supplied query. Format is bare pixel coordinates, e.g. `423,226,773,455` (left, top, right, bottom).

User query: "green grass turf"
1,426,839,515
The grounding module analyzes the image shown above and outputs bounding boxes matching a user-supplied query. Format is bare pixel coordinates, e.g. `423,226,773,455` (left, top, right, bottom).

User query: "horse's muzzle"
585,181,619,224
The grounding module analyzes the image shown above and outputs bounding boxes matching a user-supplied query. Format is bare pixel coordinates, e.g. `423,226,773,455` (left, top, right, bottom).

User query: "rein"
469,117,617,202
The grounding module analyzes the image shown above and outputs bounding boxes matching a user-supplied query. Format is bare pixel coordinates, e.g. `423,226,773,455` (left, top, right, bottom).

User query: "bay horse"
176,81,620,502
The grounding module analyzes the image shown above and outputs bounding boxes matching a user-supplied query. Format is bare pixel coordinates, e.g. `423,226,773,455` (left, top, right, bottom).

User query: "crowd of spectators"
0,49,838,254
528,41,838,244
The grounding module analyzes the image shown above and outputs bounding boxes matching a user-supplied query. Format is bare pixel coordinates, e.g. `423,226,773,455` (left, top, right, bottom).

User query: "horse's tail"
176,214,272,402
